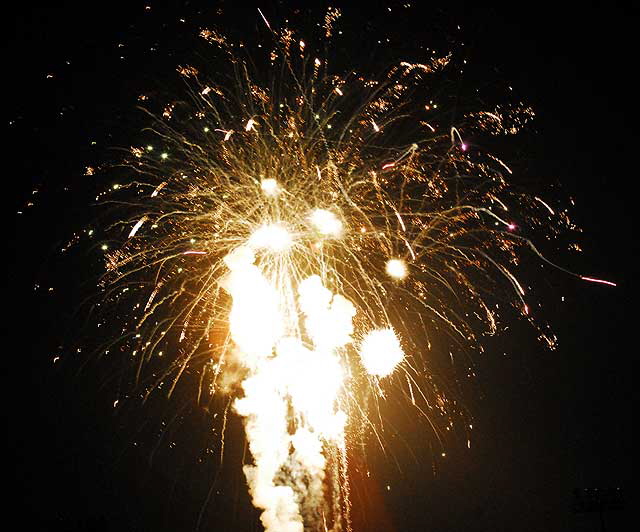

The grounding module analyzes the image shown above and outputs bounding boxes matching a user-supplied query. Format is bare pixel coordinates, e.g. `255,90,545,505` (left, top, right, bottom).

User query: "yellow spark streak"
151,182,166,197
257,8,272,30
393,209,406,232
488,194,509,211
214,128,234,140
534,196,555,215
487,154,513,174
580,276,617,287
128,216,147,238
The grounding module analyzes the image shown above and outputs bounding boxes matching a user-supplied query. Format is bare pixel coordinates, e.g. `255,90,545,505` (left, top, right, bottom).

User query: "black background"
4,2,634,531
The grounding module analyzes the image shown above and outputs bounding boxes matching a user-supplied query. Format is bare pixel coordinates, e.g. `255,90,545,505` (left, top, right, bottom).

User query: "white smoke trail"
223,246,355,531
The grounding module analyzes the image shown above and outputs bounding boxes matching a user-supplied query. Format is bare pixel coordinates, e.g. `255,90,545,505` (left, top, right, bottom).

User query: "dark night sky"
3,2,634,531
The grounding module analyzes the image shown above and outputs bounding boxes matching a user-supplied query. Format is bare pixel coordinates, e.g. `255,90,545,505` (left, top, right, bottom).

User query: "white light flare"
309,208,343,237
249,223,293,252
386,258,408,280
260,178,280,196
359,328,405,377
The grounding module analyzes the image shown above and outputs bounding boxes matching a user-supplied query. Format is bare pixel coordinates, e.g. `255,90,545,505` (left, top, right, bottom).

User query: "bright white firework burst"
86,7,611,532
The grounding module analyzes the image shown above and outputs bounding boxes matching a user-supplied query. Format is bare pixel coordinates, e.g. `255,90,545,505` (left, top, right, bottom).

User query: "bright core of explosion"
260,178,279,196
359,328,405,377
249,223,293,252
385,258,408,280
309,208,343,237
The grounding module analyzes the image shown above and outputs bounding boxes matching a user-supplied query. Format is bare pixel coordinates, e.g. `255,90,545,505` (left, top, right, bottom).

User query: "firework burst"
82,8,607,531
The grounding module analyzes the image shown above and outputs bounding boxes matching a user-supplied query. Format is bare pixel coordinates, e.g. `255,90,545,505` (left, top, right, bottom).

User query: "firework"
84,8,612,531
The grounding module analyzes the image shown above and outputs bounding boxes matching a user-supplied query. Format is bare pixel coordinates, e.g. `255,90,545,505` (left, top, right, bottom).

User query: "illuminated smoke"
224,247,355,530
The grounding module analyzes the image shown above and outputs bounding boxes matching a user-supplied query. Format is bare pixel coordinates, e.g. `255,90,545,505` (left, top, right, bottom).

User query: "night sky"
4,2,633,531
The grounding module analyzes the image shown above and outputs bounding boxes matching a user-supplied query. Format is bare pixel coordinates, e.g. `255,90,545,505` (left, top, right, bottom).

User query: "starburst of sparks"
79,8,616,531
